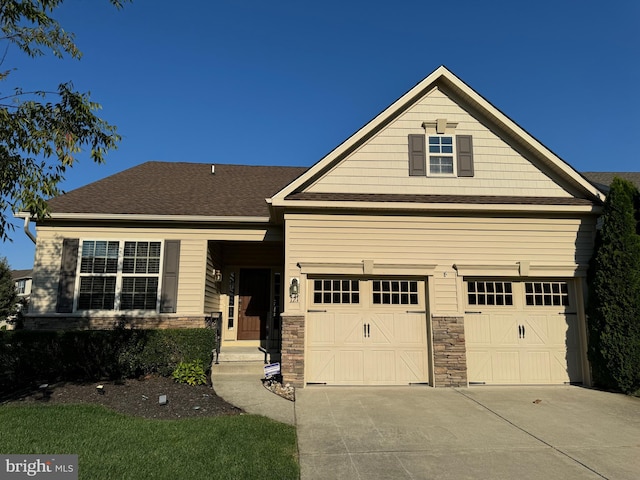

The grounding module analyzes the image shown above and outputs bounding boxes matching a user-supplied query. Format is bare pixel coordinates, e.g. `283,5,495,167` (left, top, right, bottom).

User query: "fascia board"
273,199,602,215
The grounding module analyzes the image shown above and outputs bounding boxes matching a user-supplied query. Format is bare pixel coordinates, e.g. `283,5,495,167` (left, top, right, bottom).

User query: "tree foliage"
587,177,640,394
0,257,18,321
0,0,128,241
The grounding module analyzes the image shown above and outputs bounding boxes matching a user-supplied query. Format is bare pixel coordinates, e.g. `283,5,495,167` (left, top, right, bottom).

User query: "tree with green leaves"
587,177,640,394
0,257,17,322
0,0,128,241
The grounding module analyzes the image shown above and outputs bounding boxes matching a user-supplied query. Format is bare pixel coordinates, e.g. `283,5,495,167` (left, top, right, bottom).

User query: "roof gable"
47,162,307,219
270,66,603,207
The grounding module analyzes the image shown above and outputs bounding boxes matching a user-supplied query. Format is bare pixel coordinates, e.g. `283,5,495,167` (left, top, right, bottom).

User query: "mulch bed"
1,375,244,420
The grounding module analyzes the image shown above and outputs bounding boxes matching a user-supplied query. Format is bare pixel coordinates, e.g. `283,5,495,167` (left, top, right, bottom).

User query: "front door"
237,268,270,340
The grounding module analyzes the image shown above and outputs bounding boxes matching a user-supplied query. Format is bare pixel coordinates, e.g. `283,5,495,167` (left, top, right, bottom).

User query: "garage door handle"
363,323,370,338
518,325,526,339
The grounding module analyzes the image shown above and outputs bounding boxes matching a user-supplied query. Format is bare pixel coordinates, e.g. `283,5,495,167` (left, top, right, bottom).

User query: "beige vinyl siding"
30,225,281,315
30,234,63,314
204,243,223,314
176,239,206,314
306,88,573,197
285,213,596,314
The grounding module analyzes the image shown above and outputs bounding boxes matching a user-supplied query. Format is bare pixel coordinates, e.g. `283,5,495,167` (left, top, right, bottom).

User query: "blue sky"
2,0,639,270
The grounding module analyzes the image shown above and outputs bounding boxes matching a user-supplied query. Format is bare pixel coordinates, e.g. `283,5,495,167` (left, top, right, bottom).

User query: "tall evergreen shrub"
587,178,640,394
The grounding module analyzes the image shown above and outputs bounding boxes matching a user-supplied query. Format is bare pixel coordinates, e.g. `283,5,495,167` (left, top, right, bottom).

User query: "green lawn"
0,404,299,479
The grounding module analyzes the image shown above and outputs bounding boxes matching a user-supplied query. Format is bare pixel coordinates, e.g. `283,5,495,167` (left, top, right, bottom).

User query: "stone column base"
432,316,467,387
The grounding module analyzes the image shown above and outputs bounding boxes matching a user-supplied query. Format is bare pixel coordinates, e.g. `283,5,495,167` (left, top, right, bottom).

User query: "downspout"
14,212,36,244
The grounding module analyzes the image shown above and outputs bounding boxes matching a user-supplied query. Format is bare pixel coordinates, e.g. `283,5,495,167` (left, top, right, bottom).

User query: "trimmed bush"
0,328,215,396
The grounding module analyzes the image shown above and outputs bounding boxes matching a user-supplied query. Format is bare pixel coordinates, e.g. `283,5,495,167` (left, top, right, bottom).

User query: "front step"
212,361,266,376
217,347,267,363
212,346,268,376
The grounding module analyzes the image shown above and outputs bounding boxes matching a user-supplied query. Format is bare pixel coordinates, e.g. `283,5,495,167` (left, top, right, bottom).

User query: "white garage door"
465,280,583,385
307,278,429,385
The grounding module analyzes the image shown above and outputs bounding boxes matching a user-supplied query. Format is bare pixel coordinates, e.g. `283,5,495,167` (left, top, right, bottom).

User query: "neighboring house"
12,269,32,303
2,269,32,328
25,66,613,388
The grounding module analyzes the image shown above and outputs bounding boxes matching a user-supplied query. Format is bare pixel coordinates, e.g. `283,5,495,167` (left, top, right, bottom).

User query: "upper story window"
428,136,454,175
408,132,474,177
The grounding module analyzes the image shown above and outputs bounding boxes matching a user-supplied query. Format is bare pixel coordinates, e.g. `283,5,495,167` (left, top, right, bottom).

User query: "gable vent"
211,165,215,174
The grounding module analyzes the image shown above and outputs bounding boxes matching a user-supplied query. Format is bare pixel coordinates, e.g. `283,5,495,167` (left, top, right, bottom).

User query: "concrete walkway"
295,385,640,480
211,370,295,426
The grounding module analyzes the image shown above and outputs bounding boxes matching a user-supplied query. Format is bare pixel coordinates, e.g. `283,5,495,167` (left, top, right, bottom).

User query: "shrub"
172,360,208,386
0,328,215,396
587,177,640,394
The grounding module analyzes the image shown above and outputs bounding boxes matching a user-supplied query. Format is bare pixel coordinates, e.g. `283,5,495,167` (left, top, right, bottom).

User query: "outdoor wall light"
212,269,223,283
289,278,299,303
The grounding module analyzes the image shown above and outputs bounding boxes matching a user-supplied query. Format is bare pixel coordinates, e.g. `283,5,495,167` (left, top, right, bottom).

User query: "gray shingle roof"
46,162,636,218
48,162,308,217
11,269,32,281
582,172,640,193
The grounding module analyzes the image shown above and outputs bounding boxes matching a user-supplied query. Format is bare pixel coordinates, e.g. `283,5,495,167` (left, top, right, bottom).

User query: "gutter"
41,213,271,223
14,212,36,244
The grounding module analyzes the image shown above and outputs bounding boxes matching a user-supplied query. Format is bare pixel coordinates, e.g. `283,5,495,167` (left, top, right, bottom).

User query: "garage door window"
525,281,569,306
372,280,419,305
313,279,360,304
467,280,513,306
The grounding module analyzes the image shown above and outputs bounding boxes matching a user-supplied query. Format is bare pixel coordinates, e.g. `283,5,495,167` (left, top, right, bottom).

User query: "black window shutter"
456,135,474,177
56,238,79,313
408,134,426,176
160,240,180,313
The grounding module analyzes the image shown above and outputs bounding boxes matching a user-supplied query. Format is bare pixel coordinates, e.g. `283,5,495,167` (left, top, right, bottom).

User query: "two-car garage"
304,277,583,386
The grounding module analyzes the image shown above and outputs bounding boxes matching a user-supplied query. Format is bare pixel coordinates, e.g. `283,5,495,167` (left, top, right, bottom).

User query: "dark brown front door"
237,268,270,340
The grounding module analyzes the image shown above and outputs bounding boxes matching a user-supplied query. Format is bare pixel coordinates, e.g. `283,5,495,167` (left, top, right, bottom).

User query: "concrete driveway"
295,386,640,480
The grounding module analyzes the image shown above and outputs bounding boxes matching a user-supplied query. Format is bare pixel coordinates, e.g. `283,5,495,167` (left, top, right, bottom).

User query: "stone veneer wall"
281,315,305,388
23,315,208,330
432,316,467,387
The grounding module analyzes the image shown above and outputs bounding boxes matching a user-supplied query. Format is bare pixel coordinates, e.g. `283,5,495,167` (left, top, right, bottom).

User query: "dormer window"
428,136,454,175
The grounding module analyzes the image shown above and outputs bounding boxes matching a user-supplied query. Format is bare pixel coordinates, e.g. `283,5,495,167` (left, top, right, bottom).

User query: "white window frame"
428,135,456,177
15,279,27,295
74,239,164,313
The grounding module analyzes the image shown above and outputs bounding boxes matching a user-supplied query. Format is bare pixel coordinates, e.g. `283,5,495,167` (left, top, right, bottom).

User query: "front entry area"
306,278,429,385
237,268,271,340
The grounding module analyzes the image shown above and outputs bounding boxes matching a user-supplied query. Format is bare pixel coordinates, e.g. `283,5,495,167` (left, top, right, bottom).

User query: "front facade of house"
25,66,604,388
